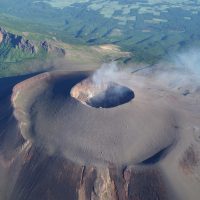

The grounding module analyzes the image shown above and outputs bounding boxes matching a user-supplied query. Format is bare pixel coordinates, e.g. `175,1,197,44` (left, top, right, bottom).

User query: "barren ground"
0,66,200,199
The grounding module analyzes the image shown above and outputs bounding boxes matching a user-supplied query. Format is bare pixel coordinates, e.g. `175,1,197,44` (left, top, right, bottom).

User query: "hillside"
0,0,200,63
0,27,130,77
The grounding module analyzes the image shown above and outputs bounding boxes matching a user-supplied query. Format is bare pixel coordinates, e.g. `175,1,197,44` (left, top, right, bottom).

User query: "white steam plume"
91,62,122,85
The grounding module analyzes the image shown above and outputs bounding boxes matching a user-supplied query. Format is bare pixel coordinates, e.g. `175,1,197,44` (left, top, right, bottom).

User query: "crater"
71,78,134,108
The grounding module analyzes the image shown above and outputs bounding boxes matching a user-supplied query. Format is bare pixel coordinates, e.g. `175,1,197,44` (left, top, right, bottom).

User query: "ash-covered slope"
13,71,178,166
0,69,200,199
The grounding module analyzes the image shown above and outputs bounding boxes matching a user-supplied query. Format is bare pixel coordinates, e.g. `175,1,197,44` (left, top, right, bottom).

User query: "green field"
0,0,200,76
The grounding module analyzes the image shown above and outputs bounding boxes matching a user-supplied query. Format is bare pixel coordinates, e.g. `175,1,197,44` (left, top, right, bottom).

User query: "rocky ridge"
0,27,65,56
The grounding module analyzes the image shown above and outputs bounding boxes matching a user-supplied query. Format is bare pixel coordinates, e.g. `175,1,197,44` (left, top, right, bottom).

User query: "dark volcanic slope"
0,73,41,199
13,71,177,166
0,70,200,200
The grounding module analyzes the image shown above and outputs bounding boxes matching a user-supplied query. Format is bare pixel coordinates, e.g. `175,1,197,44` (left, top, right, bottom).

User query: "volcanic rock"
0,70,200,199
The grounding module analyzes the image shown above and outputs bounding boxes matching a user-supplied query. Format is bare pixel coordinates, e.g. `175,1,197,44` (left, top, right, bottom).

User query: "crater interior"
71,79,135,108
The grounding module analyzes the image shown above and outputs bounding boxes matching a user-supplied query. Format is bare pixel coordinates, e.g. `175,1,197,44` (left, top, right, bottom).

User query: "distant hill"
0,26,66,62
0,0,200,63
0,27,130,77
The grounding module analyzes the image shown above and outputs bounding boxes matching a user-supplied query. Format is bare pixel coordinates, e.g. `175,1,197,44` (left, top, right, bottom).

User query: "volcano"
0,70,200,200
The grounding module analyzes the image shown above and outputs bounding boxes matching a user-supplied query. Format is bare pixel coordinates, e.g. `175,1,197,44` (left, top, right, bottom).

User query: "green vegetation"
41,0,90,8
0,0,200,76
0,26,130,77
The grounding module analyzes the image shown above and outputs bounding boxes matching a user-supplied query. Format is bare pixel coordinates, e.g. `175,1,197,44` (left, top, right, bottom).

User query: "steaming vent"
71,78,134,108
